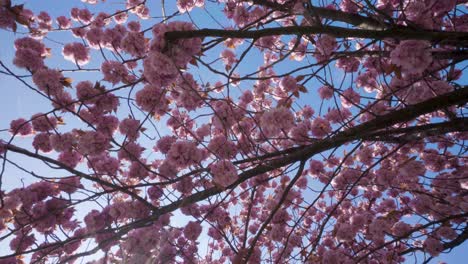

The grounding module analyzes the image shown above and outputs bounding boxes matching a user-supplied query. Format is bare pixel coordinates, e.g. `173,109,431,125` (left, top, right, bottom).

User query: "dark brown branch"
250,0,388,29
166,25,468,46
335,50,468,60
363,117,468,142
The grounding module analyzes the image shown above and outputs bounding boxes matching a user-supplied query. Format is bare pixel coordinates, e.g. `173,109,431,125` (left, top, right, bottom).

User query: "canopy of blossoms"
0,0,467,263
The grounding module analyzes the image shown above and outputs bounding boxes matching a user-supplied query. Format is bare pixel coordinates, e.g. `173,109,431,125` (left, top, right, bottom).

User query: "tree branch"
166,25,468,46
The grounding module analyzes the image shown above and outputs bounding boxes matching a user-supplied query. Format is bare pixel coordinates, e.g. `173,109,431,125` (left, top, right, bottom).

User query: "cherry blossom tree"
0,0,467,263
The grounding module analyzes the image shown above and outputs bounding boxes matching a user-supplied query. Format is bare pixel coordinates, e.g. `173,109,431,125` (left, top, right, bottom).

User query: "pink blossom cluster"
177,0,204,13
208,135,237,159
211,100,244,132
0,5,16,30
143,51,178,88
314,34,337,63
336,57,360,72
149,21,201,68
260,107,295,137
210,160,238,187
171,73,204,111
390,40,432,76
13,37,48,72
340,87,361,108
121,31,147,57
135,84,170,116
10,118,33,136
166,140,204,169
62,42,90,66
76,131,110,156
389,78,453,105
101,60,129,85
1,0,466,262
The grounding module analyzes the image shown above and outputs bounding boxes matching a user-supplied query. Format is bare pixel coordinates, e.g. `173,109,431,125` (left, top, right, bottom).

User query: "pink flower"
84,210,107,232
77,131,110,156
177,0,204,13
150,21,202,68
135,5,150,19
311,117,332,138
171,73,204,111
390,40,432,75
309,160,324,176
31,113,57,132
101,61,128,85
318,85,334,100
70,8,80,21
336,57,360,72
184,221,202,240
96,115,119,136
121,31,146,57
314,34,337,62
210,160,238,187
423,237,444,256
10,118,32,136
335,222,355,242
72,27,88,38
58,150,82,168
128,160,149,179
77,8,93,24
289,121,311,142
102,25,127,51
58,176,82,194
166,141,203,168
340,87,360,108
279,76,298,93
95,93,120,113
56,16,71,29
62,42,90,66
118,141,144,161
9,233,35,252
260,107,295,137
143,51,178,88
119,118,140,141
50,132,76,152
92,12,110,28
0,8,16,30
221,49,237,67
156,136,177,154
32,133,52,152
32,68,64,96
88,154,119,175
158,160,179,179
391,221,412,237
232,5,249,27
127,21,140,32
289,38,308,61
239,90,254,106
436,226,457,240
148,186,163,201
114,11,129,24
76,81,99,102
340,0,360,12
208,135,237,159
135,84,169,116
85,27,103,49
13,48,45,72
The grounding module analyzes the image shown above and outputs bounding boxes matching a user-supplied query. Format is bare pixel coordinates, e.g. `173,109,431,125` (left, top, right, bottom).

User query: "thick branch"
166,25,468,46
250,0,388,29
